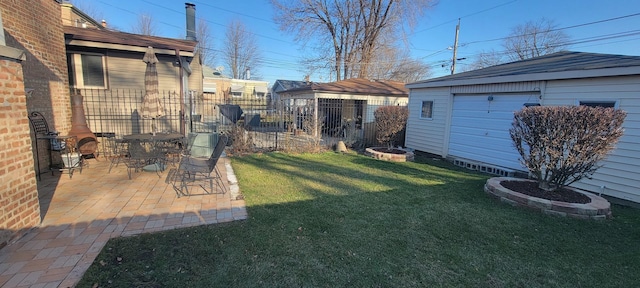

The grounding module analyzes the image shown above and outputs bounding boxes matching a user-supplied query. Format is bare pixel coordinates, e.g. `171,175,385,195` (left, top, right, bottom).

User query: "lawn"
78,152,640,287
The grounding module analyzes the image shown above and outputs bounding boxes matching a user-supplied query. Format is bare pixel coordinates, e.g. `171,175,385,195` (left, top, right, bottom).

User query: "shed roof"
64,26,196,55
273,79,315,92
407,51,640,88
283,78,408,96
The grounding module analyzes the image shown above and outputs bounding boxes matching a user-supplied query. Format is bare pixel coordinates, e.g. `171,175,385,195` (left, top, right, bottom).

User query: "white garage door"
448,94,535,171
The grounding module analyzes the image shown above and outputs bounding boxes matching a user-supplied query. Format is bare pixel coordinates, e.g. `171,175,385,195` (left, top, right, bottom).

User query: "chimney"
185,3,196,41
101,20,107,28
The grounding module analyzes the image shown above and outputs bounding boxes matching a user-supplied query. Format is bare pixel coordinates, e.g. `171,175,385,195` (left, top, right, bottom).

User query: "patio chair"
171,134,228,197
124,139,162,179
106,137,128,173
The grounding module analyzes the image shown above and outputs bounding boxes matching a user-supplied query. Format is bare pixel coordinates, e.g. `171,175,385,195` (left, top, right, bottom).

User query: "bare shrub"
510,106,626,191
374,106,409,147
225,125,253,156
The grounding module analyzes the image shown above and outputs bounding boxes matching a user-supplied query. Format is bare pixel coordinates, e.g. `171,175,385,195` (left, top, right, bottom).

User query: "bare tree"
271,0,434,80
196,19,215,67
502,18,570,61
132,14,157,36
465,49,505,71
368,45,431,82
222,20,261,79
70,0,104,25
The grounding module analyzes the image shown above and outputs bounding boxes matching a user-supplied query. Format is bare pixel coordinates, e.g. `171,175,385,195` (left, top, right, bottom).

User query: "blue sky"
73,0,640,85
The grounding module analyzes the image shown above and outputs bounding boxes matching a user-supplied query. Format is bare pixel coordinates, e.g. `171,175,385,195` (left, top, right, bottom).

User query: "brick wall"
1,0,71,172
0,0,70,246
0,56,40,247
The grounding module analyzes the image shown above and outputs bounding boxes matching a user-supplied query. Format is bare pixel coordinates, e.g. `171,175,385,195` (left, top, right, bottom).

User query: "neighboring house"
202,66,269,124
60,2,105,29
0,0,69,247
63,3,201,134
64,25,198,93
279,78,408,139
405,51,640,203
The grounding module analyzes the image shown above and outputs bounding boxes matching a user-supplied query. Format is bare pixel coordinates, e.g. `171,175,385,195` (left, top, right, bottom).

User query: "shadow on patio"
0,155,246,287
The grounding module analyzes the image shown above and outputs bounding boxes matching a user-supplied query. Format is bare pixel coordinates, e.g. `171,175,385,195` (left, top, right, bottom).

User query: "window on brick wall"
67,53,108,89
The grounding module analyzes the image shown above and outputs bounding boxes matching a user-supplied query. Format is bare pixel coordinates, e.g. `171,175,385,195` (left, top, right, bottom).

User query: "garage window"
579,101,616,108
421,101,433,119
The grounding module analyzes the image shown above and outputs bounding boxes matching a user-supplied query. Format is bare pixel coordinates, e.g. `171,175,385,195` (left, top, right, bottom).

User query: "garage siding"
405,87,450,156
542,76,640,203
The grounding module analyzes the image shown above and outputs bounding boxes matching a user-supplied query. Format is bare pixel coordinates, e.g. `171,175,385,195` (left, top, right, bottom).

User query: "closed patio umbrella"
140,46,164,133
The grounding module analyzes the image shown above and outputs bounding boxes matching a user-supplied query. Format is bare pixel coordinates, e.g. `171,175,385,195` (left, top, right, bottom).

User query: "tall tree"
132,14,157,36
222,20,261,79
502,18,570,61
196,19,215,67
468,18,571,70
271,0,434,80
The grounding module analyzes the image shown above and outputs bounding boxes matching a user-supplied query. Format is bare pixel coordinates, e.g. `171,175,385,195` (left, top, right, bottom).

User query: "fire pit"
68,93,97,157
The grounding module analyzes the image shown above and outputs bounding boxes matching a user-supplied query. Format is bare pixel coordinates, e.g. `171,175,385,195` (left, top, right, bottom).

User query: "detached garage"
405,51,640,203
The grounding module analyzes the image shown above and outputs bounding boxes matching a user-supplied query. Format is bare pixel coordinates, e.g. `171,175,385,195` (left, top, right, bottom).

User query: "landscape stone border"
484,177,612,220
365,147,414,162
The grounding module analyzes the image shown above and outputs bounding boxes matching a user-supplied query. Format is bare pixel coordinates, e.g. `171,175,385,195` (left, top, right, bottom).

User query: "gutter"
176,48,186,135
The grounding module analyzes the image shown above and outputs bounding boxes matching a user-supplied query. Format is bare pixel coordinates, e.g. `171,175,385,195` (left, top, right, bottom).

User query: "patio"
0,154,246,287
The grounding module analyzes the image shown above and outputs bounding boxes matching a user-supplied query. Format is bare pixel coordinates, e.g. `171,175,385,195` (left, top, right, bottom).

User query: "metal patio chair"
171,134,228,197
124,139,162,179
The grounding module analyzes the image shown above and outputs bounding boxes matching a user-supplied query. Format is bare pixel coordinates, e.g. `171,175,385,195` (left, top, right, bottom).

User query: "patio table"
121,133,185,176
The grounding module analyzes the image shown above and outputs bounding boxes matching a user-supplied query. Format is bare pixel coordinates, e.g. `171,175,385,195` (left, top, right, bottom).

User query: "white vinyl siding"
448,94,535,170
405,87,450,156
541,76,640,203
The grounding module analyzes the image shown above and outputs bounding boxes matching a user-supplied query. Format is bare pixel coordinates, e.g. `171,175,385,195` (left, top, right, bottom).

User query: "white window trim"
231,91,243,98
68,52,108,89
420,100,434,119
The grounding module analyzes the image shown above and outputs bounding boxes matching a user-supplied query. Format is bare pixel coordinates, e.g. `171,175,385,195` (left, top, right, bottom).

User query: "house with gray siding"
405,51,640,203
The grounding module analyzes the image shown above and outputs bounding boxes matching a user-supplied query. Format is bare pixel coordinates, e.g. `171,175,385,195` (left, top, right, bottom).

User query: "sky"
72,0,640,86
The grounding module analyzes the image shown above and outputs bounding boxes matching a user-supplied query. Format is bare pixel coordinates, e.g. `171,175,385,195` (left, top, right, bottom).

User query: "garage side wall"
405,87,451,156
542,75,640,203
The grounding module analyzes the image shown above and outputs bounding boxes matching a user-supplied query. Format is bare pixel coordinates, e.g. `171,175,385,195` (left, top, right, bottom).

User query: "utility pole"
451,18,460,75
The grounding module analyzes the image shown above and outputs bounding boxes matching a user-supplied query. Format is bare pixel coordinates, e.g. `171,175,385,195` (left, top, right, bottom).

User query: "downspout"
176,48,185,135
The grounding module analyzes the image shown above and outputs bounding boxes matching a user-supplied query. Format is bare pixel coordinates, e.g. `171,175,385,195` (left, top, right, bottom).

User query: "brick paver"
0,155,245,287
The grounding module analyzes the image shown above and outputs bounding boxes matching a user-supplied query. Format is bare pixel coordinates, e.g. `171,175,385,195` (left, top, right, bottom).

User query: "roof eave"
65,39,195,57
407,66,640,89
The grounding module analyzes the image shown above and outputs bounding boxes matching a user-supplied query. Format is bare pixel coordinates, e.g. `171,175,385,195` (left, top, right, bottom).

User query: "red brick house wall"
0,54,39,248
0,0,71,246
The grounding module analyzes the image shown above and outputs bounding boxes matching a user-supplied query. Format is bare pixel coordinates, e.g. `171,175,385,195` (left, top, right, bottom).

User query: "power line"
410,0,520,35
461,12,640,46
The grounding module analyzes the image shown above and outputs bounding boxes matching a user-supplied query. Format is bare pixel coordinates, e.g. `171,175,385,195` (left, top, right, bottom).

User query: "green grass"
78,152,640,287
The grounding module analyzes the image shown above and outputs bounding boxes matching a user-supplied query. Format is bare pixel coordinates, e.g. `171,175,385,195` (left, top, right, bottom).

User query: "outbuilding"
405,51,640,203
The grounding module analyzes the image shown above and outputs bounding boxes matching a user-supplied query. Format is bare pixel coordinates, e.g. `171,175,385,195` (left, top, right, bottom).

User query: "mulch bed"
500,180,591,204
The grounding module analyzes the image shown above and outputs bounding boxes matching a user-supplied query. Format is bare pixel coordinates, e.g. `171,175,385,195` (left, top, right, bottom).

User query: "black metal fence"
78,88,408,153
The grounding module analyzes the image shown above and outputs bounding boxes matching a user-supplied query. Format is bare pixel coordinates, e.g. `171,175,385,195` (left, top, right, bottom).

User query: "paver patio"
0,154,246,287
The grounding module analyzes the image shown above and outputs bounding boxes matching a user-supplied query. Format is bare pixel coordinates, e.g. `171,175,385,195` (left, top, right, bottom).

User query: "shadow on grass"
78,152,640,287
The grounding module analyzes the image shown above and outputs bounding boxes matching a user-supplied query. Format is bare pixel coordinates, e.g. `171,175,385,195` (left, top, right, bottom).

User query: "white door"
448,94,536,171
